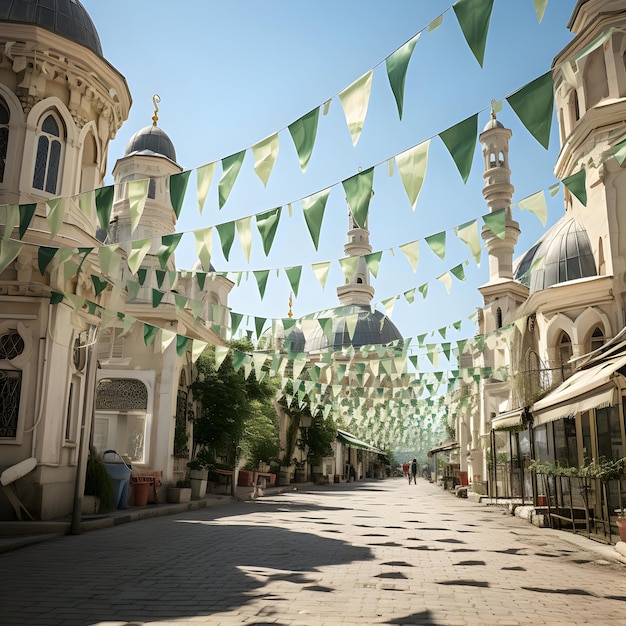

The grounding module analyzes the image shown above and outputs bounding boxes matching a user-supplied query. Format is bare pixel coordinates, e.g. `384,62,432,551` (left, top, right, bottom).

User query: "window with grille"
33,113,64,194
0,370,20,438
0,332,24,360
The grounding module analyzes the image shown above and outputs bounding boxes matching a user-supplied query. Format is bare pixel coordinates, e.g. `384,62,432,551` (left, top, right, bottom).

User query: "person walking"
410,458,418,484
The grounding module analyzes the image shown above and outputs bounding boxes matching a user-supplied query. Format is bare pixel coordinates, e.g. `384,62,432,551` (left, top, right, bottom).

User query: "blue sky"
82,0,576,356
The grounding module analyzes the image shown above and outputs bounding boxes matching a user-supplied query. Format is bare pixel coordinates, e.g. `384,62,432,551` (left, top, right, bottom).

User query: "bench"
253,471,274,489
212,469,233,491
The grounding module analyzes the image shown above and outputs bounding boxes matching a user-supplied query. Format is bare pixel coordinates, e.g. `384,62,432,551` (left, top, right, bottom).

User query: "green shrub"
84,452,115,513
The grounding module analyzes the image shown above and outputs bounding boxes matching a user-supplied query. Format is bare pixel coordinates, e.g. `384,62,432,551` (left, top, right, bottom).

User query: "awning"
336,429,383,454
427,441,459,457
491,408,525,431
531,353,626,426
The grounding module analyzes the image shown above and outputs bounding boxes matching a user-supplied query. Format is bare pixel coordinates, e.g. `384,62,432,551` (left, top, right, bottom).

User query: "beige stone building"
0,1,231,520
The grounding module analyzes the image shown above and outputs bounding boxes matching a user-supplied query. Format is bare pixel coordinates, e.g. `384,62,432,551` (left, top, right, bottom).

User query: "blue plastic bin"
103,450,132,509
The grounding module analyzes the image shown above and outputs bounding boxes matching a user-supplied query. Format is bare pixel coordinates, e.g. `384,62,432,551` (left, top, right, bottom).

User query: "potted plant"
166,479,192,503
187,452,212,499
84,451,115,514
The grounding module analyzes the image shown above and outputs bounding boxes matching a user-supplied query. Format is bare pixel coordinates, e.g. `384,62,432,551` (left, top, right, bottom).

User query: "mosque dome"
305,305,403,353
124,125,177,163
0,0,103,56
483,117,504,131
514,217,597,293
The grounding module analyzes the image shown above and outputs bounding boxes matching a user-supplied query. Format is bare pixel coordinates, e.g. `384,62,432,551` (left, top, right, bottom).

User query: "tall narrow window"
558,331,573,381
496,307,503,329
0,99,9,183
33,113,63,194
590,326,604,353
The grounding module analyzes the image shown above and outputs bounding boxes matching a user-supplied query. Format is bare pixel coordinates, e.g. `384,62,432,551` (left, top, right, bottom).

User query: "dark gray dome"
0,0,102,56
515,217,597,293
125,125,177,163
305,305,403,352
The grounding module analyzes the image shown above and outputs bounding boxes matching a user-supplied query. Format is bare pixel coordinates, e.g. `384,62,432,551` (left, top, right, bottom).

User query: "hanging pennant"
0,205,17,241
302,188,331,250
98,245,120,277
255,207,282,256
386,33,420,120
482,208,506,239
338,256,359,282
216,221,235,261
399,240,419,272
532,0,548,22
436,271,452,293
218,151,246,209
160,329,176,352
452,0,494,67
127,238,152,274
517,190,547,226
450,263,466,281
338,69,373,146
562,169,587,206
439,114,478,183
425,231,446,260
46,197,65,239
396,140,429,210
285,265,302,297
128,179,149,233
364,251,382,278
311,261,331,290
252,133,280,187
342,167,374,229
176,334,189,357
91,275,108,297
18,203,37,239
288,107,320,173
196,162,216,215
143,324,159,347
170,170,191,219
454,220,482,264
0,239,22,274
157,233,183,269
194,227,213,270
235,216,253,262
253,269,270,299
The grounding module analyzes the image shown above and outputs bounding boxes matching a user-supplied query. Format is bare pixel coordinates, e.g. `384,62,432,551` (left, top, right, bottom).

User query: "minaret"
336,206,375,306
479,107,519,283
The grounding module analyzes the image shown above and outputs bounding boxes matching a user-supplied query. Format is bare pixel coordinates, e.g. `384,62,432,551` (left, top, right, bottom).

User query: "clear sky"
82,0,576,360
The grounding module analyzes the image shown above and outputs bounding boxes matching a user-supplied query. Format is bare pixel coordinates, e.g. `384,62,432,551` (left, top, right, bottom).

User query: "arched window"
0,99,9,183
558,331,573,379
590,326,604,353
33,112,64,194
148,178,156,199
496,307,503,330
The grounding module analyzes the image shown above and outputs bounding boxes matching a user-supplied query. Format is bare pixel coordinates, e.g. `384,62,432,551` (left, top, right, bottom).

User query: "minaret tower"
479,106,519,283
336,206,375,306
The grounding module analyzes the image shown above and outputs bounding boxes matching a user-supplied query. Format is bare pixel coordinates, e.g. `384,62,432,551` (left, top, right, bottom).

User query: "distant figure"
350,465,356,482
410,458,418,484
402,462,410,481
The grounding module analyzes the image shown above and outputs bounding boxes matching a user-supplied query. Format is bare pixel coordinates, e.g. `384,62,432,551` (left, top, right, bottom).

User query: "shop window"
596,405,623,461
0,98,9,183
581,410,592,463
33,112,64,194
553,417,577,467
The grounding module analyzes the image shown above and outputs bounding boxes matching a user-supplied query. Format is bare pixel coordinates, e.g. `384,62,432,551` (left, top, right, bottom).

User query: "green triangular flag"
418,283,429,299
399,240,419,272
170,170,191,219
285,265,302,297
196,272,206,290
160,329,176,353
288,107,320,173
452,0,494,67
143,323,159,347
302,188,330,250
256,207,282,256
196,162,216,215
0,239,22,274
91,275,108,296
152,288,165,308
136,268,147,285
50,291,64,305
425,231,446,260
127,238,151,274
230,311,243,336
0,204,17,241
404,288,416,304
18,203,36,239
507,71,554,149
364,251,382,278
128,179,148,233
252,133,279,186
613,138,626,166
454,219,481,264
38,246,57,275
517,190,547,227
94,186,114,232
157,233,183,269
216,221,235,261
386,33,420,120
232,350,249,373
155,270,166,288
176,334,189,357
218,151,246,209
396,140,429,210
483,208,506,239
439,114,478,183
450,263,466,281
174,293,188,313
338,69,373,146
562,169,587,206
194,227,212,270
254,316,266,339
342,166,374,229
338,256,359,282
46,197,65,239
235,216,252,262
253,269,270,299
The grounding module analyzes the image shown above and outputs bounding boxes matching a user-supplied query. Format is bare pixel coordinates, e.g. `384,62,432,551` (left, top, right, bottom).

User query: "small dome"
483,117,504,131
257,321,306,353
515,217,597,293
0,0,103,56
124,125,177,163
305,305,403,352
192,259,216,274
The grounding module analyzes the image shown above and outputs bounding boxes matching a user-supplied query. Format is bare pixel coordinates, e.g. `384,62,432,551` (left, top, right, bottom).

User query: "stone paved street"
1,478,625,626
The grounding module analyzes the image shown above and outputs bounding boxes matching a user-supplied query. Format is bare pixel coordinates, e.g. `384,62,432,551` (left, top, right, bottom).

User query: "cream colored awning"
531,354,626,426
492,408,525,430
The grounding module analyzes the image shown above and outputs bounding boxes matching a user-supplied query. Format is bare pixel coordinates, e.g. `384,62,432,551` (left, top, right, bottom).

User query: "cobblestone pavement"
1,478,626,626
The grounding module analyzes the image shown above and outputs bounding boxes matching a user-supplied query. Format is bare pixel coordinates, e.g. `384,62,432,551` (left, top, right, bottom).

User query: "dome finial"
288,292,293,318
152,94,161,126
490,98,497,120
